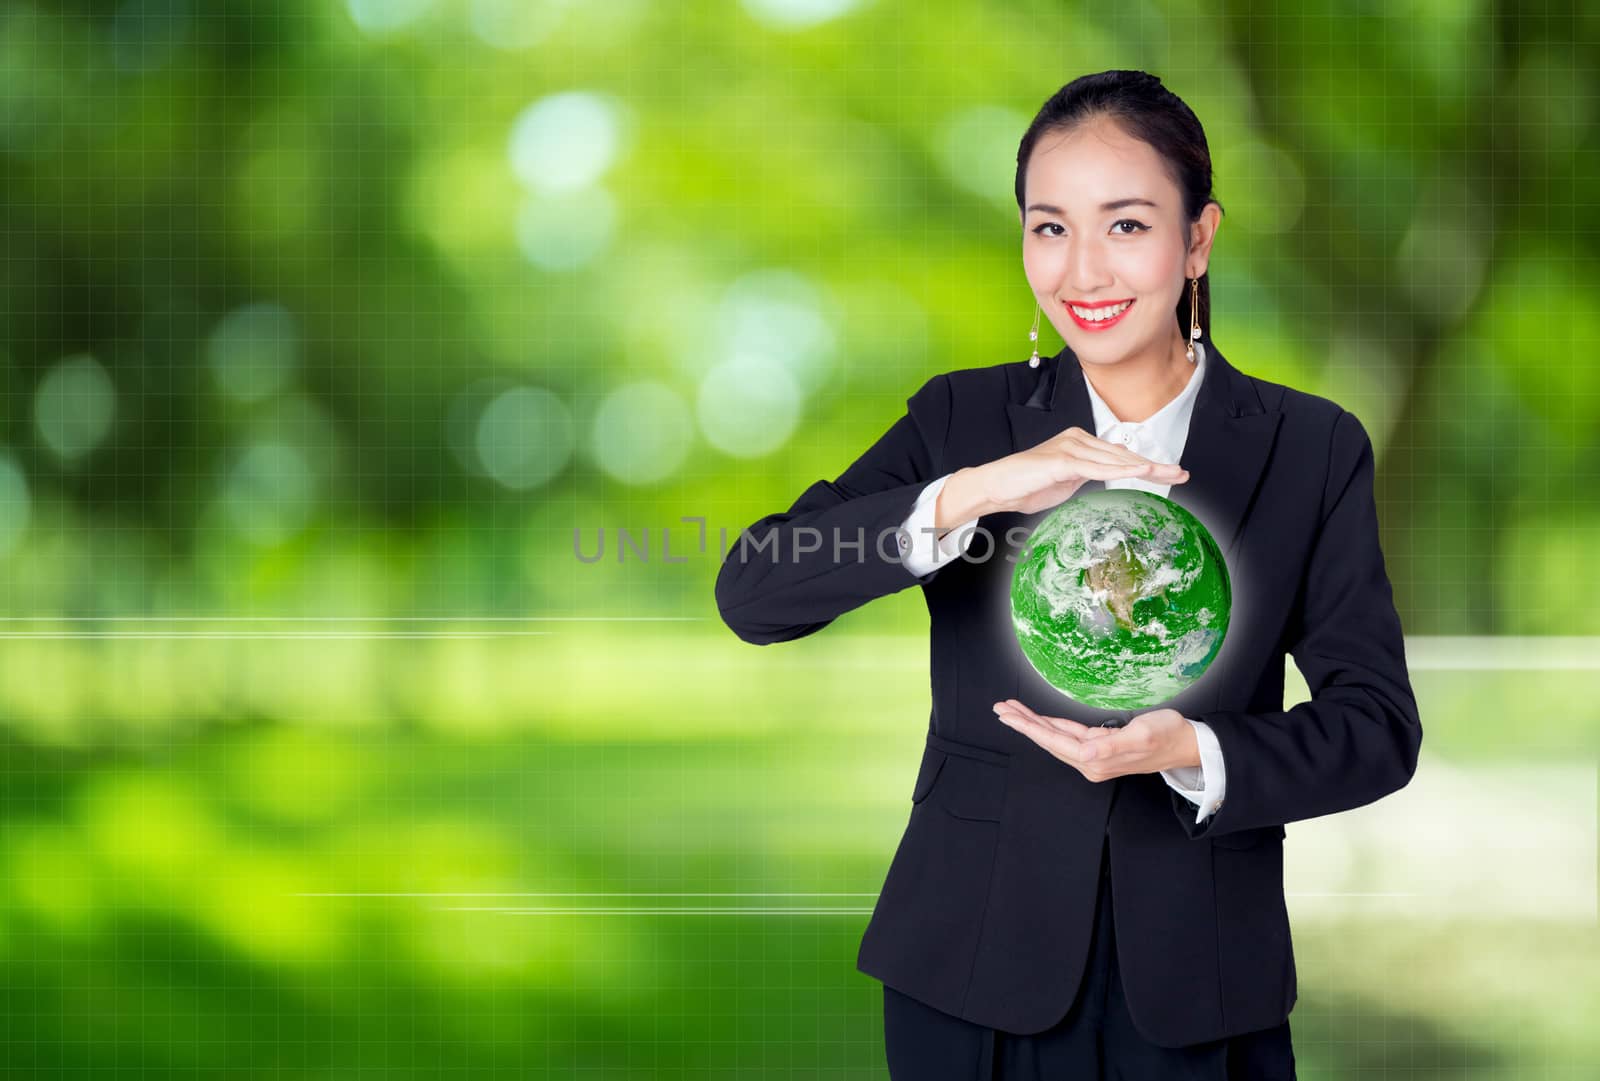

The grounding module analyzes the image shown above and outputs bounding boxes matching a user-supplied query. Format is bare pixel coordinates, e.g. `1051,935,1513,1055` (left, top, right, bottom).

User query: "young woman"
715,70,1421,1080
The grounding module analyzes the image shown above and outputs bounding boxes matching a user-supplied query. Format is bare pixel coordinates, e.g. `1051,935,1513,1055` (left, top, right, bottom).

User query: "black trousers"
882,839,1296,1080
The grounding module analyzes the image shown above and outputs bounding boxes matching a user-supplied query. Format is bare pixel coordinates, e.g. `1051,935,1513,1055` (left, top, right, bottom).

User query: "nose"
1064,237,1113,296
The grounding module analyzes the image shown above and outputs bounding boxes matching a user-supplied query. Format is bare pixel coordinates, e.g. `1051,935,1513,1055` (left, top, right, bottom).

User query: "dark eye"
1031,222,1065,237
1111,219,1150,235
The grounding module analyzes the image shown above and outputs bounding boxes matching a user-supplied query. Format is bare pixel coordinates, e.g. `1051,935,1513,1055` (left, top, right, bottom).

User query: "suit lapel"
1004,344,1102,497
1003,337,1281,556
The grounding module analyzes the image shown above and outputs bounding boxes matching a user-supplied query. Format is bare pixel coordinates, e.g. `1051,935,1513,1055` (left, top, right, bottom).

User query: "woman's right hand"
975,427,1190,516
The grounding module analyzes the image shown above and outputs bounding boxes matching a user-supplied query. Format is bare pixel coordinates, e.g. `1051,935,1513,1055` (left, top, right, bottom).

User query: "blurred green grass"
0,631,1595,1077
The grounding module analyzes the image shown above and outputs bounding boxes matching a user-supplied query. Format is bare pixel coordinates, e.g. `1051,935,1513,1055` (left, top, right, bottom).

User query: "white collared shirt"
900,342,1226,823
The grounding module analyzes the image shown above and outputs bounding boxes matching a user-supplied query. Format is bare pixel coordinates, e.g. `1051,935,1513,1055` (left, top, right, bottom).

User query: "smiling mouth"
1065,298,1135,327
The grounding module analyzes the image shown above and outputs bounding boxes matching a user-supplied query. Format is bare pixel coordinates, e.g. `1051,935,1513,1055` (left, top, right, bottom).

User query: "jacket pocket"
911,743,947,804
911,733,1009,822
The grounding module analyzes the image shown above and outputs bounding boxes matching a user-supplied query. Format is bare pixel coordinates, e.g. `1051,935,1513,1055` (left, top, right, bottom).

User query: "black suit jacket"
713,335,1422,1046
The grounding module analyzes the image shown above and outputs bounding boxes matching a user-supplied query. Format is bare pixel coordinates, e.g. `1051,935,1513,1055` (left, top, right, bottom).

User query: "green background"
0,1,1595,1076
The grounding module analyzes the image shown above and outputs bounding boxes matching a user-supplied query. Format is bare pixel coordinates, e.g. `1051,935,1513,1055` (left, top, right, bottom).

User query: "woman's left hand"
991,699,1198,782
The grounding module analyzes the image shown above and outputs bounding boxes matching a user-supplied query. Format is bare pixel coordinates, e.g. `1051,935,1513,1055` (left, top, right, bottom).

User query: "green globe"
1010,488,1232,710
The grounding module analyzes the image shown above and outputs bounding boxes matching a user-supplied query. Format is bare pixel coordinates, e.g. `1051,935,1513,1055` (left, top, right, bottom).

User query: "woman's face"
1019,116,1217,368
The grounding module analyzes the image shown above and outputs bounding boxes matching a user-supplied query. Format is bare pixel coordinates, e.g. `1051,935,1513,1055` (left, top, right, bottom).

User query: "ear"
1186,201,1223,278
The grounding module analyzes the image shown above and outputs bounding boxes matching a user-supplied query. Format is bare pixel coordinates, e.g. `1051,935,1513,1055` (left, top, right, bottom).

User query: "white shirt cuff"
1160,718,1226,823
899,473,980,577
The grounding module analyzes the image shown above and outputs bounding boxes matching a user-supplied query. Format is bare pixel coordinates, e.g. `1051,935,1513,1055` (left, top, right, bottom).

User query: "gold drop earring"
1186,276,1201,364
1028,303,1042,368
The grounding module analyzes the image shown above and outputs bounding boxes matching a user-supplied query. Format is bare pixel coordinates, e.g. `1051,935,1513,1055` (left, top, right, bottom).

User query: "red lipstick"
1064,297,1135,332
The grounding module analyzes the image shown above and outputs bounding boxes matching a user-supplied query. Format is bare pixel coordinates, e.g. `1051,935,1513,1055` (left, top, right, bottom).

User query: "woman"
714,70,1421,1080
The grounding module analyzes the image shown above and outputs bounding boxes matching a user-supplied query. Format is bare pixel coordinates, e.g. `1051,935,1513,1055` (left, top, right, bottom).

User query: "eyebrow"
1025,198,1159,214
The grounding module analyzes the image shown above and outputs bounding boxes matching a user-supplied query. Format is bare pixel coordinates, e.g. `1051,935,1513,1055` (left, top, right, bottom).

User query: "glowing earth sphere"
1010,488,1231,710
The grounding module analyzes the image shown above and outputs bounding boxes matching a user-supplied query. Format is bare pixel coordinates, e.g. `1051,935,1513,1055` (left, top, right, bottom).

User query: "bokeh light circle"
220,441,318,546
515,188,617,270
589,381,693,485
207,301,299,403
35,354,116,461
696,355,802,458
0,451,30,557
474,385,576,490
508,91,626,194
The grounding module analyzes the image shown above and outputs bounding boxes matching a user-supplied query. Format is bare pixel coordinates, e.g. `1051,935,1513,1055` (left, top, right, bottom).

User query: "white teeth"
1070,300,1132,321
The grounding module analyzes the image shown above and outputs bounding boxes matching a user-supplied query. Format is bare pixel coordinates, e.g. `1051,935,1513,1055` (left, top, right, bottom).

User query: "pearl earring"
1186,276,1201,365
1028,303,1041,368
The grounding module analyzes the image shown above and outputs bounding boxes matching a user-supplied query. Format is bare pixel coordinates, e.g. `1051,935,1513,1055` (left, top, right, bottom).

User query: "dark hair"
1014,70,1225,341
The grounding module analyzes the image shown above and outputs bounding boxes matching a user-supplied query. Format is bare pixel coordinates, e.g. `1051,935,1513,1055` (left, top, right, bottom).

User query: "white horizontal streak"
446,907,875,915
0,616,700,623
297,891,880,897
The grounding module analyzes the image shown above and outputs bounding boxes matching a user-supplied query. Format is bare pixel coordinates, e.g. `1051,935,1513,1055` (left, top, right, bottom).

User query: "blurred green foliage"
0,0,1593,634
